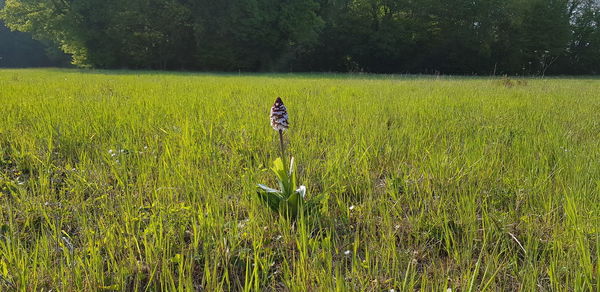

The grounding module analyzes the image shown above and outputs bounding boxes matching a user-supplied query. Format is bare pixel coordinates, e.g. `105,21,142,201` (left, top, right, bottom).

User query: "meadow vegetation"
0,69,599,290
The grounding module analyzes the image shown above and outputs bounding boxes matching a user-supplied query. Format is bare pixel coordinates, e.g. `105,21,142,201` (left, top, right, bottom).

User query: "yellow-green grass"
0,69,598,291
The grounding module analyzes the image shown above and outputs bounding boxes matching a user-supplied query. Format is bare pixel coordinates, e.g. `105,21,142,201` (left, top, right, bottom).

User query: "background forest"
1,0,600,74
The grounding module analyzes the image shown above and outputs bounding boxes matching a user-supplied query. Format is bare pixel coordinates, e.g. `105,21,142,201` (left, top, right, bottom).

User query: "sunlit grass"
0,69,599,290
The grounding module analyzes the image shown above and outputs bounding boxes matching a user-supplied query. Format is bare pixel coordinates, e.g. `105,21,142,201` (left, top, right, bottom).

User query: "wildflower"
270,97,289,161
296,185,306,198
270,97,289,132
344,250,351,256
257,97,319,220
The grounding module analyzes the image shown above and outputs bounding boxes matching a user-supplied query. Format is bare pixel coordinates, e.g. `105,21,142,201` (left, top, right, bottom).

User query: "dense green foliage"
1,0,600,74
0,0,323,70
302,0,600,74
0,0,68,68
0,69,598,290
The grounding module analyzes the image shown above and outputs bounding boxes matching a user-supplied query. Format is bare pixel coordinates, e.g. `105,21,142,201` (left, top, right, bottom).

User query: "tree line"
1,0,599,74
0,1,69,68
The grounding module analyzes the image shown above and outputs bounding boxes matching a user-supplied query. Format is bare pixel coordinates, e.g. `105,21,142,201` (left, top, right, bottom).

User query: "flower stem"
279,129,286,169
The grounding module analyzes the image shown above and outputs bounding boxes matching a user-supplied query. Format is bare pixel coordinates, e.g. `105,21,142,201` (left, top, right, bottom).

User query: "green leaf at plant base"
257,184,281,194
257,189,282,213
270,158,289,194
282,191,304,220
290,157,297,193
257,157,315,219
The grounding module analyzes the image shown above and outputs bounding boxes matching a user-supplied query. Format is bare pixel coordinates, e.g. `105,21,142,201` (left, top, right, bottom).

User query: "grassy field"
0,69,598,291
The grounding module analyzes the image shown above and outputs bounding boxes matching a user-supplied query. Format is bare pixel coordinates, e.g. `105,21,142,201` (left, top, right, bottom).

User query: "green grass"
0,69,598,291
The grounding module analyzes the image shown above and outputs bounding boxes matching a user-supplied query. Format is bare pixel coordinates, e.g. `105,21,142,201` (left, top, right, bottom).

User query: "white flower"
344,250,351,255
296,185,306,198
349,205,355,211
